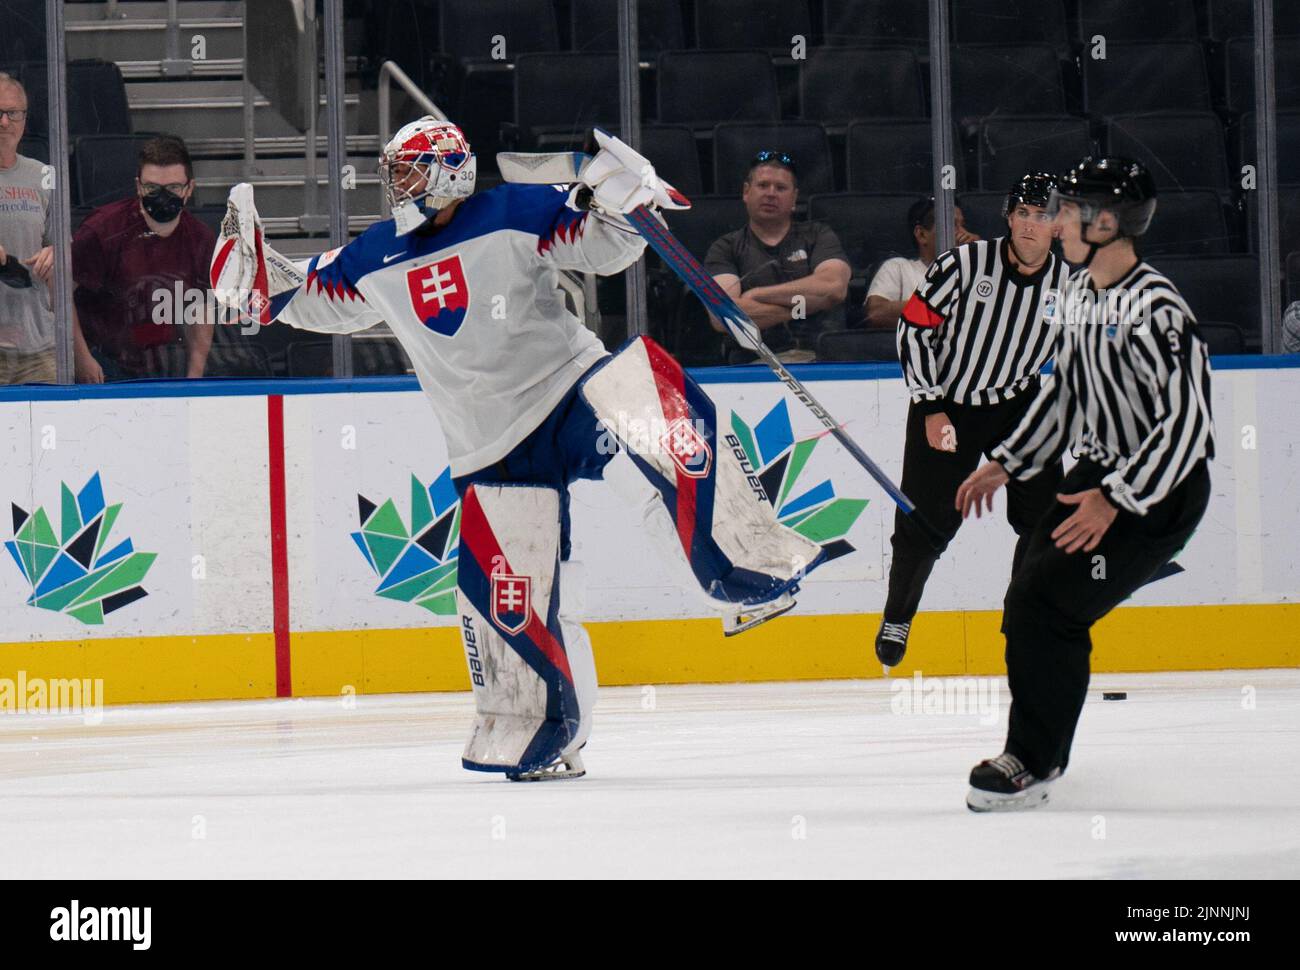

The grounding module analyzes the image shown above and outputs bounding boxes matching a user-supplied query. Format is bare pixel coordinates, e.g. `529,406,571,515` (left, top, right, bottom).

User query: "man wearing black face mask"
72,135,215,379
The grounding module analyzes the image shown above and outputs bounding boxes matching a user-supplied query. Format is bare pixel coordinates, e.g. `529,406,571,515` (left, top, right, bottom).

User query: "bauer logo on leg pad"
660,416,712,479
491,573,532,636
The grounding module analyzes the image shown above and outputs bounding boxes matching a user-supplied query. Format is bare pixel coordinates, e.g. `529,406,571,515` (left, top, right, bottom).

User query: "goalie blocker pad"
580,336,826,606
456,483,594,774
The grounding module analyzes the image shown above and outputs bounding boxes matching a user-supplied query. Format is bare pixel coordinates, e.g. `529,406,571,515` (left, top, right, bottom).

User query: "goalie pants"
1001,458,1210,778
884,391,1063,623
453,365,613,559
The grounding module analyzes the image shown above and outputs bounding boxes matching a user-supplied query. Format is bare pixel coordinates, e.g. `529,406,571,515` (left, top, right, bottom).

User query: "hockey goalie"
210,117,826,780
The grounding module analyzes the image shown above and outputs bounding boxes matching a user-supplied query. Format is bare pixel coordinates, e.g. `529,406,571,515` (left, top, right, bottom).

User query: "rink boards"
0,358,1297,704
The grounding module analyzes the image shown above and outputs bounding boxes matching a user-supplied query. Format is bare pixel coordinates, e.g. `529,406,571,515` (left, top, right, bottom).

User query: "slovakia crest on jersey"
407,254,470,336
490,572,531,636
660,416,713,479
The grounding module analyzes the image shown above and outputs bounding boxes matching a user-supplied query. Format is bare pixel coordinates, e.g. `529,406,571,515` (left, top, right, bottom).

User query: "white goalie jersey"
215,182,645,475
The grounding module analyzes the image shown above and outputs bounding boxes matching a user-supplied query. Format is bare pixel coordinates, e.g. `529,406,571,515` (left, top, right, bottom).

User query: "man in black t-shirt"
705,151,851,362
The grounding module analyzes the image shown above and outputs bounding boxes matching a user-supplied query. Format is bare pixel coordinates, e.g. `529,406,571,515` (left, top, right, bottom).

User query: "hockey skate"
507,750,586,783
721,590,798,637
966,752,1060,812
875,619,912,667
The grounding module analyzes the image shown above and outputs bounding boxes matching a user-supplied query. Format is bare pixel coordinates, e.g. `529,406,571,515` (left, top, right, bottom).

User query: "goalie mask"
380,117,477,235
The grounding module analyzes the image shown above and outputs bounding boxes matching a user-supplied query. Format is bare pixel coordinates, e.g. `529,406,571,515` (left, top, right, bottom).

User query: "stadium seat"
285,339,335,378
954,0,1069,52
147,343,272,380
1158,254,1261,346
1205,0,1300,40
657,50,779,127
951,45,1066,124
1224,37,1300,114
569,0,685,54
1074,0,1199,42
953,191,1009,242
799,47,925,124
713,122,834,196
377,0,440,94
806,193,921,277
659,195,748,264
188,204,228,238
817,329,898,363
0,0,44,63
1139,190,1233,256
665,294,727,367
639,125,704,197
1237,111,1300,186
1083,41,1211,115
1282,186,1300,265
18,134,47,164
847,121,961,194
72,134,153,207
513,53,620,150
695,0,812,51
1105,113,1230,191
67,59,131,138
353,336,413,376
976,116,1093,191
1195,322,1246,355
14,61,46,136
1244,185,1300,263
820,0,928,47
438,0,559,56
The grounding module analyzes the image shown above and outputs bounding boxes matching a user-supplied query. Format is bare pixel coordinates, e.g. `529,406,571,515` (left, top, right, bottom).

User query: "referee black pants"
884,394,1063,623
1002,459,1211,778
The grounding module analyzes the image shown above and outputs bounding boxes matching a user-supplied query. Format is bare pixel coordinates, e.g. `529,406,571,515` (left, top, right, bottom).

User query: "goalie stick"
497,148,942,546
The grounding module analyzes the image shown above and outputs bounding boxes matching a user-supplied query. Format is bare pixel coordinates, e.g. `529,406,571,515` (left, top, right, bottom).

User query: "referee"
877,173,1069,667
957,157,1215,812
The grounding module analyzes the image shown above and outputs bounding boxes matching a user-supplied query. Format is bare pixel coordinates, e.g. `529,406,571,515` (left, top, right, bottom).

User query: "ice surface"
2,670,1297,878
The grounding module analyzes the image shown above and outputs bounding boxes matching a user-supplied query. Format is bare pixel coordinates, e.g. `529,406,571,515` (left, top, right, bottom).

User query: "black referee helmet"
1002,172,1057,218
1048,157,1158,238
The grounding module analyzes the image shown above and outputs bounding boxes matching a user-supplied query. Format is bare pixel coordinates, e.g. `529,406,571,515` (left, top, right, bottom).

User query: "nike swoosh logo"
382,252,405,264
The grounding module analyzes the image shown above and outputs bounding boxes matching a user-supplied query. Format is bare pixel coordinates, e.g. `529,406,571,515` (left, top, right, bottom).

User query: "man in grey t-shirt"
0,71,56,384
705,152,851,363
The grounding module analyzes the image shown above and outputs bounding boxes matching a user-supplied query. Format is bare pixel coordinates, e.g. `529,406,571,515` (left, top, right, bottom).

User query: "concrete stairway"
67,0,384,245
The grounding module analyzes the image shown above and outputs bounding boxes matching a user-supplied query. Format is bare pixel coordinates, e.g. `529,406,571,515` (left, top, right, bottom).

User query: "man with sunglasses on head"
876,173,1069,668
71,134,215,380
705,150,851,363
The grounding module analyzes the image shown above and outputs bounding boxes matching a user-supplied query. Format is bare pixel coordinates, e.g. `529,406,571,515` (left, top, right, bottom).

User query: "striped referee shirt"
991,262,1215,516
897,238,1070,413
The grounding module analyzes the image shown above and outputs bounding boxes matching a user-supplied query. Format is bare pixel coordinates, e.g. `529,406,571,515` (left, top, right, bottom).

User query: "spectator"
864,196,978,330
72,135,215,379
1285,300,1300,354
0,71,56,384
705,150,851,363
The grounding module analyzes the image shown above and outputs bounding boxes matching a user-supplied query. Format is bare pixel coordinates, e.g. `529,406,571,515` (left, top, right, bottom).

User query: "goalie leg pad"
456,484,594,774
580,335,826,607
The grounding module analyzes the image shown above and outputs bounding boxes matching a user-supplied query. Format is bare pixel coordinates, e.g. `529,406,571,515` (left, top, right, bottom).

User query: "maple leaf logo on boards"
5,473,157,625
727,400,868,561
352,469,462,615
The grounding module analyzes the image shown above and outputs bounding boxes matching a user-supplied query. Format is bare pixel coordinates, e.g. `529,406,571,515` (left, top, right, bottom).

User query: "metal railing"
377,60,446,219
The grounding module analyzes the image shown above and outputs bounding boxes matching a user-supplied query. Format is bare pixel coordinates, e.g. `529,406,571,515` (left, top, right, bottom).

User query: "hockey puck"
1102,691,1128,700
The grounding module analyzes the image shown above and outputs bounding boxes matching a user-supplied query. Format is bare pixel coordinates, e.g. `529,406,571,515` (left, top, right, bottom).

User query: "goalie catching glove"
209,182,306,326
570,128,691,219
